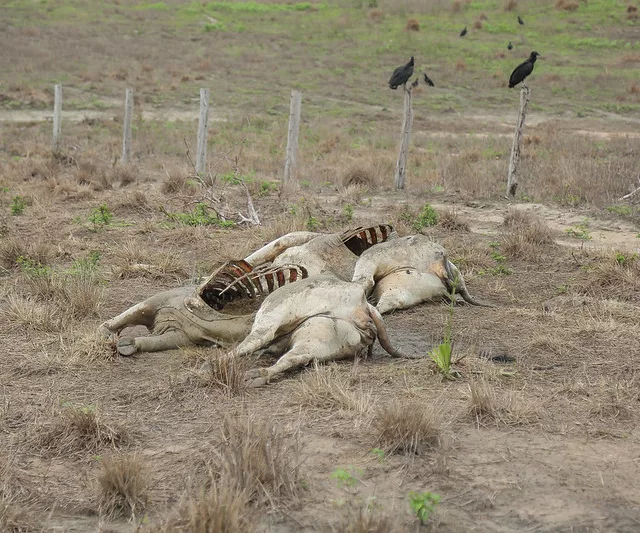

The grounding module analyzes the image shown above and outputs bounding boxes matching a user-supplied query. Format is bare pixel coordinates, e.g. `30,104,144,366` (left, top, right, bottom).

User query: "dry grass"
213,415,302,507
473,19,483,30
2,293,63,332
500,209,555,259
0,237,54,270
342,165,376,188
200,353,250,397
575,251,640,302
556,0,580,11
98,454,149,519
59,327,117,364
110,240,189,281
335,505,401,533
374,400,442,455
0,496,35,533
35,404,129,456
438,209,470,232
504,0,518,10
468,380,540,427
405,18,420,31
291,363,375,418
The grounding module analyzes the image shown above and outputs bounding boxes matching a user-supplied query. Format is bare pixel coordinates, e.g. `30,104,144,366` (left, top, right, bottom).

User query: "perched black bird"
517,15,524,25
423,73,435,87
508,51,540,88
388,56,414,90
507,41,513,50
459,26,467,37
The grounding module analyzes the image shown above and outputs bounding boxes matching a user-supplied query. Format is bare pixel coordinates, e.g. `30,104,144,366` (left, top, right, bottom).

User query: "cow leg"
244,318,362,387
351,258,377,295
117,330,191,356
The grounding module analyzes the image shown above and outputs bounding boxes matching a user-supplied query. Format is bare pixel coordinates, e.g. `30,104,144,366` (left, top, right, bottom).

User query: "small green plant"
69,251,101,276
16,256,52,277
565,223,591,240
258,180,278,196
219,172,242,185
369,448,385,462
343,203,354,223
11,195,26,216
165,203,234,228
606,205,633,216
408,491,441,525
429,278,460,379
306,216,319,231
412,203,438,231
89,204,114,231
331,467,360,490
614,252,638,267
478,242,512,275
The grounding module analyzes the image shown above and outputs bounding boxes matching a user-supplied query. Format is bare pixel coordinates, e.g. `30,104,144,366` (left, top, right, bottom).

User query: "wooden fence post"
121,88,134,165
394,87,414,190
195,88,210,175
52,84,62,153
283,89,302,184
506,86,530,198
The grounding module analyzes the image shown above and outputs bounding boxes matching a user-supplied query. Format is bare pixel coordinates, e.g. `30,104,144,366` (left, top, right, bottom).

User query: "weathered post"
394,86,414,190
195,88,210,175
52,84,62,153
283,89,302,184
121,88,134,165
506,85,530,198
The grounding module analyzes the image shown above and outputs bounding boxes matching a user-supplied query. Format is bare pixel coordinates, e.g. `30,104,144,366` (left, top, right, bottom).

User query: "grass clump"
374,400,442,455
200,354,250,397
468,380,539,427
164,203,235,228
438,209,469,232
98,454,149,519
576,251,640,302
500,209,555,259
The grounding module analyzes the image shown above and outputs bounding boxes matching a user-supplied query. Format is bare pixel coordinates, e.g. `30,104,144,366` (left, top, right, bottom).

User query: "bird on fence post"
388,56,415,90
508,51,540,89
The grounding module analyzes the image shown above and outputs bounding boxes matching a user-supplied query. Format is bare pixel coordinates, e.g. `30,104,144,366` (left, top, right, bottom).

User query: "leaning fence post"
506,85,530,198
52,84,62,153
394,86,414,190
121,88,134,165
195,88,210,175
283,89,302,184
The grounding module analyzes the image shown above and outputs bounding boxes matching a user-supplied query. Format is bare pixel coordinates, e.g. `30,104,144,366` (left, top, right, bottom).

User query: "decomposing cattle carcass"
352,234,492,313
98,226,394,356
204,275,419,388
99,261,307,356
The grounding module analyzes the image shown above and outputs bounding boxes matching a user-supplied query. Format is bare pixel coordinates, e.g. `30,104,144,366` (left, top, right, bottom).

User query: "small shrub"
405,18,420,31
10,195,26,216
374,400,442,455
331,467,360,490
88,204,113,231
412,203,438,231
500,210,555,259
343,203,354,223
438,209,469,232
98,454,148,519
165,203,234,228
408,491,440,525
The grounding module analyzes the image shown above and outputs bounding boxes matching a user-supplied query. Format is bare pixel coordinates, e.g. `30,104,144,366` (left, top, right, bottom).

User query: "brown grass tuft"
113,165,137,187
438,209,470,232
478,12,488,20
342,166,375,188
200,354,250,397
626,4,638,13
60,327,117,364
2,293,63,332
405,18,420,31
98,454,149,519
335,505,401,533
368,9,383,22
156,484,253,533
556,0,580,10
292,364,374,418
0,237,53,270
500,209,555,259
213,415,302,507
36,405,129,456
456,59,467,71
504,0,518,10
0,496,35,533
575,251,640,302
629,82,640,94
451,0,462,13
374,400,442,455
468,380,540,426
473,19,483,29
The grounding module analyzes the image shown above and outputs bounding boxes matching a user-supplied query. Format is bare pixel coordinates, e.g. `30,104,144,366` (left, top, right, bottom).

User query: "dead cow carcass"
209,275,419,388
352,234,492,313
99,262,306,356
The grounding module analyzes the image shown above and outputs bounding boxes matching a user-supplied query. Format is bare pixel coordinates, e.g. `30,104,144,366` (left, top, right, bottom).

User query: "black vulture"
507,41,513,50
517,15,524,25
460,26,467,37
388,56,414,90
423,73,435,87
508,51,540,88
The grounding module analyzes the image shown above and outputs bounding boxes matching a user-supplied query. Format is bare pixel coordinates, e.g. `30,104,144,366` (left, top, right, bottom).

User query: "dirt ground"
1,149,639,531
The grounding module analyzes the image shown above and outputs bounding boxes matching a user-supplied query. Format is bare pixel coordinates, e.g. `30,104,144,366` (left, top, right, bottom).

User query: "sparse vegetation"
98,454,148,519
374,400,442,455
408,491,440,525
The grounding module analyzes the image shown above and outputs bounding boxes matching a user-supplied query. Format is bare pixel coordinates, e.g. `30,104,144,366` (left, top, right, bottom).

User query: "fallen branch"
237,180,260,226
620,176,640,201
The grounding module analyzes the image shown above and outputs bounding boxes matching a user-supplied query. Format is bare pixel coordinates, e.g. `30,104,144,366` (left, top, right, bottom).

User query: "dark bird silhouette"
459,26,467,37
517,15,524,25
423,73,435,87
388,56,414,90
507,41,513,50
508,51,540,88
411,78,419,89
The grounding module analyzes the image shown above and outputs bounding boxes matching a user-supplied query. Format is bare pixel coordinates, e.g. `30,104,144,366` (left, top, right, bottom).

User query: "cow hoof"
117,338,137,357
245,368,268,388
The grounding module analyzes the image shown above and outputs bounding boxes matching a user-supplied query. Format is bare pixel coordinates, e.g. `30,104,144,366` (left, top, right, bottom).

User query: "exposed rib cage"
198,260,308,310
342,224,396,256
